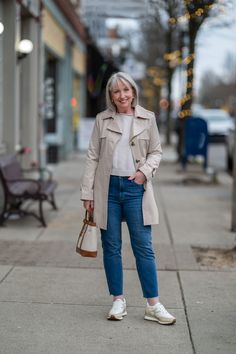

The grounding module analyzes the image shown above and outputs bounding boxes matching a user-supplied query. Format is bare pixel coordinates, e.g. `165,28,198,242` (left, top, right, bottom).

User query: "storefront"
0,0,41,167
42,1,86,162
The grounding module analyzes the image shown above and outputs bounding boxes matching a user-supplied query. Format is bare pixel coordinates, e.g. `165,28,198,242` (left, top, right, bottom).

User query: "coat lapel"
106,118,122,134
130,105,150,140
100,109,122,135
130,117,148,140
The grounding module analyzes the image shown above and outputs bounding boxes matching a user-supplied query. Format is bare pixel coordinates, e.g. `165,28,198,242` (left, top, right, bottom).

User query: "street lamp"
17,39,33,60
0,22,4,35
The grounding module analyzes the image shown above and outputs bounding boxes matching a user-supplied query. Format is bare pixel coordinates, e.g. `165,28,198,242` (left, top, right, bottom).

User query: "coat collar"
99,105,153,120
99,105,154,138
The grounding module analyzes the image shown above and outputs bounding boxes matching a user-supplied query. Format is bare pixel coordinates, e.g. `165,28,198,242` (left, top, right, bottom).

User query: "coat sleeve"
138,115,162,181
80,117,100,200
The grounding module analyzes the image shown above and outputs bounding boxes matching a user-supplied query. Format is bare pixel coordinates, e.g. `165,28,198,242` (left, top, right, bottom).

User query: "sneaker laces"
154,303,169,315
112,299,125,311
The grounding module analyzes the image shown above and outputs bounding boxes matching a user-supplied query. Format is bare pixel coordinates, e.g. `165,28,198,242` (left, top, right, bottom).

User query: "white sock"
147,301,159,307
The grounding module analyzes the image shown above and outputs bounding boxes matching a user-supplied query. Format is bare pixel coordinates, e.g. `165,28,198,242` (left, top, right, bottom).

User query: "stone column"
20,15,40,167
2,0,17,153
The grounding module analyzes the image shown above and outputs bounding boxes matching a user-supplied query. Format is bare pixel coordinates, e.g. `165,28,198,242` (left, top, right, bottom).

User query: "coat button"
131,141,135,146
135,159,140,163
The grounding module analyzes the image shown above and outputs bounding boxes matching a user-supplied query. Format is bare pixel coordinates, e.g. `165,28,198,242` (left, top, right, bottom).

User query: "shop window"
44,57,57,133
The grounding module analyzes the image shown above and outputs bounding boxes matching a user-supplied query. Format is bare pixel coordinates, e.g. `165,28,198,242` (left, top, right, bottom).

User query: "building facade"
0,0,41,166
42,0,87,162
0,0,87,166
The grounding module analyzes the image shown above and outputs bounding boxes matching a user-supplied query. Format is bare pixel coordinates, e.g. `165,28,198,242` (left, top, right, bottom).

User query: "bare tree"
161,0,183,144
179,0,215,117
133,11,166,113
176,0,234,159
136,1,184,145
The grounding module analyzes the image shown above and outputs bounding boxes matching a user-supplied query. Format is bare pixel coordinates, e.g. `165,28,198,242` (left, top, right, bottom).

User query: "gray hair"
105,72,139,111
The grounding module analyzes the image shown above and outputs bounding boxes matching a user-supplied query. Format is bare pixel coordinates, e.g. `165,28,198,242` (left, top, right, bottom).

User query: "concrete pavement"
0,146,235,354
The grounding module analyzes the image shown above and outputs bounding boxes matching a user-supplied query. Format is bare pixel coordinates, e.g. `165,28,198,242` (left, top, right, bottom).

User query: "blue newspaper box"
181,117,208,169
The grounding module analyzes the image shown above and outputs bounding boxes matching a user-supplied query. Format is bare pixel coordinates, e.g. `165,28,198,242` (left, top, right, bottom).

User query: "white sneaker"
144,302,176,325
107,299,127,321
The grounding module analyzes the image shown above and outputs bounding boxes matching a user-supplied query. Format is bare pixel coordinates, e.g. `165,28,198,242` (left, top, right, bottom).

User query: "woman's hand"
83,200,94,214
128,170,146,185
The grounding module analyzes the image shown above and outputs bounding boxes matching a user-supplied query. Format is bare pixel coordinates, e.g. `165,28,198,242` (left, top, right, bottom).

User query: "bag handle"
84,210,96,226
76,211,96,251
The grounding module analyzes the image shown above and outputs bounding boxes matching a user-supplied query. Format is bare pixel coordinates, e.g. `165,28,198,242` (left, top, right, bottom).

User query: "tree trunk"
166,65,174,145
177,26,197,161
181,25,197,115
165,28,174,145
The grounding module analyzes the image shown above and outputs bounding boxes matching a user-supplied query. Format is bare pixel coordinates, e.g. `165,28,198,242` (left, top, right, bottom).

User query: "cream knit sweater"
111,114,136,176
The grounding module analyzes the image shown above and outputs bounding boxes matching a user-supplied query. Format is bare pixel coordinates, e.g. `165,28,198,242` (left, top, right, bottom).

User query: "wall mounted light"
17,39,33,60
0,22,4,35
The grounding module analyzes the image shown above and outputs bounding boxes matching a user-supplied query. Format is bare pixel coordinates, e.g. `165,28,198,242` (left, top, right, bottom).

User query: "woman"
81,72,176,325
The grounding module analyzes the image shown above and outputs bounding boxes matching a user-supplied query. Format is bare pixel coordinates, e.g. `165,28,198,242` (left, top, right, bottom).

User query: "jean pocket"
131,179,144,187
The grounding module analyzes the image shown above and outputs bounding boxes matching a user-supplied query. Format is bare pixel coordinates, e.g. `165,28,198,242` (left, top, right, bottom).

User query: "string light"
180,94,192,105
153,77,165,86
164,51,195,69
164,50,181,61
177,1,220,119
170,3,215,24
182,54,195,65
178,109,192,118
169,17,177,25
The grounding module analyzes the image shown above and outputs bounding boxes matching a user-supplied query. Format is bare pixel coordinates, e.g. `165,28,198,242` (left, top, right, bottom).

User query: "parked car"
196,109,235,142
226,127,235,173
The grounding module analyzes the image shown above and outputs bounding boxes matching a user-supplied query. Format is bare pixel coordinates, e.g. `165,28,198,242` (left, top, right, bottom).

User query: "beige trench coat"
80,104,162,230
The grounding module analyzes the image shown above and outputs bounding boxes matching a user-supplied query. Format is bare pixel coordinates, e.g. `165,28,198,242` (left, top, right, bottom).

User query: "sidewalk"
0,146,235,354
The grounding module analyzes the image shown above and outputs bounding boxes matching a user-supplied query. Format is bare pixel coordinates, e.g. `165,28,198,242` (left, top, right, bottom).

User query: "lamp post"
0,22,4,35
17,39,33,60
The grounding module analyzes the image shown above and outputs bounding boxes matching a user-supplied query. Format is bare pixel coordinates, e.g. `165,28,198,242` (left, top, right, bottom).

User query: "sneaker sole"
107,311,127,321
144,315,176,325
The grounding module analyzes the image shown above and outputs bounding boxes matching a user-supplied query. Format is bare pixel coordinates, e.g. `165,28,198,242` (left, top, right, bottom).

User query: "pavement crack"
177,271,196,354
0,265,15,284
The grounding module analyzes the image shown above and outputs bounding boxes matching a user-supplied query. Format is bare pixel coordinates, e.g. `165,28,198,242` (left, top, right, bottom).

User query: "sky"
195,0,236,90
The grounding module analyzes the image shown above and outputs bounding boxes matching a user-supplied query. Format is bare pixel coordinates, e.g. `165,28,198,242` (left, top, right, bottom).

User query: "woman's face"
110,79,134,113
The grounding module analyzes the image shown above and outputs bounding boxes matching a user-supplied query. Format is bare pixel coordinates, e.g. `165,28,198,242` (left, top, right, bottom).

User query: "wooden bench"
0,155,58,227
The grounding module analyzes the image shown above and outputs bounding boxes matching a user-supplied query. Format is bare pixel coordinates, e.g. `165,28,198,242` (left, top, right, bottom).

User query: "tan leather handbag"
76,211,98,257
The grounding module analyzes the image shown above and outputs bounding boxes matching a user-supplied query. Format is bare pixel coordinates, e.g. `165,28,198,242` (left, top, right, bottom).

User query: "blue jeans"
101,175,159,298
